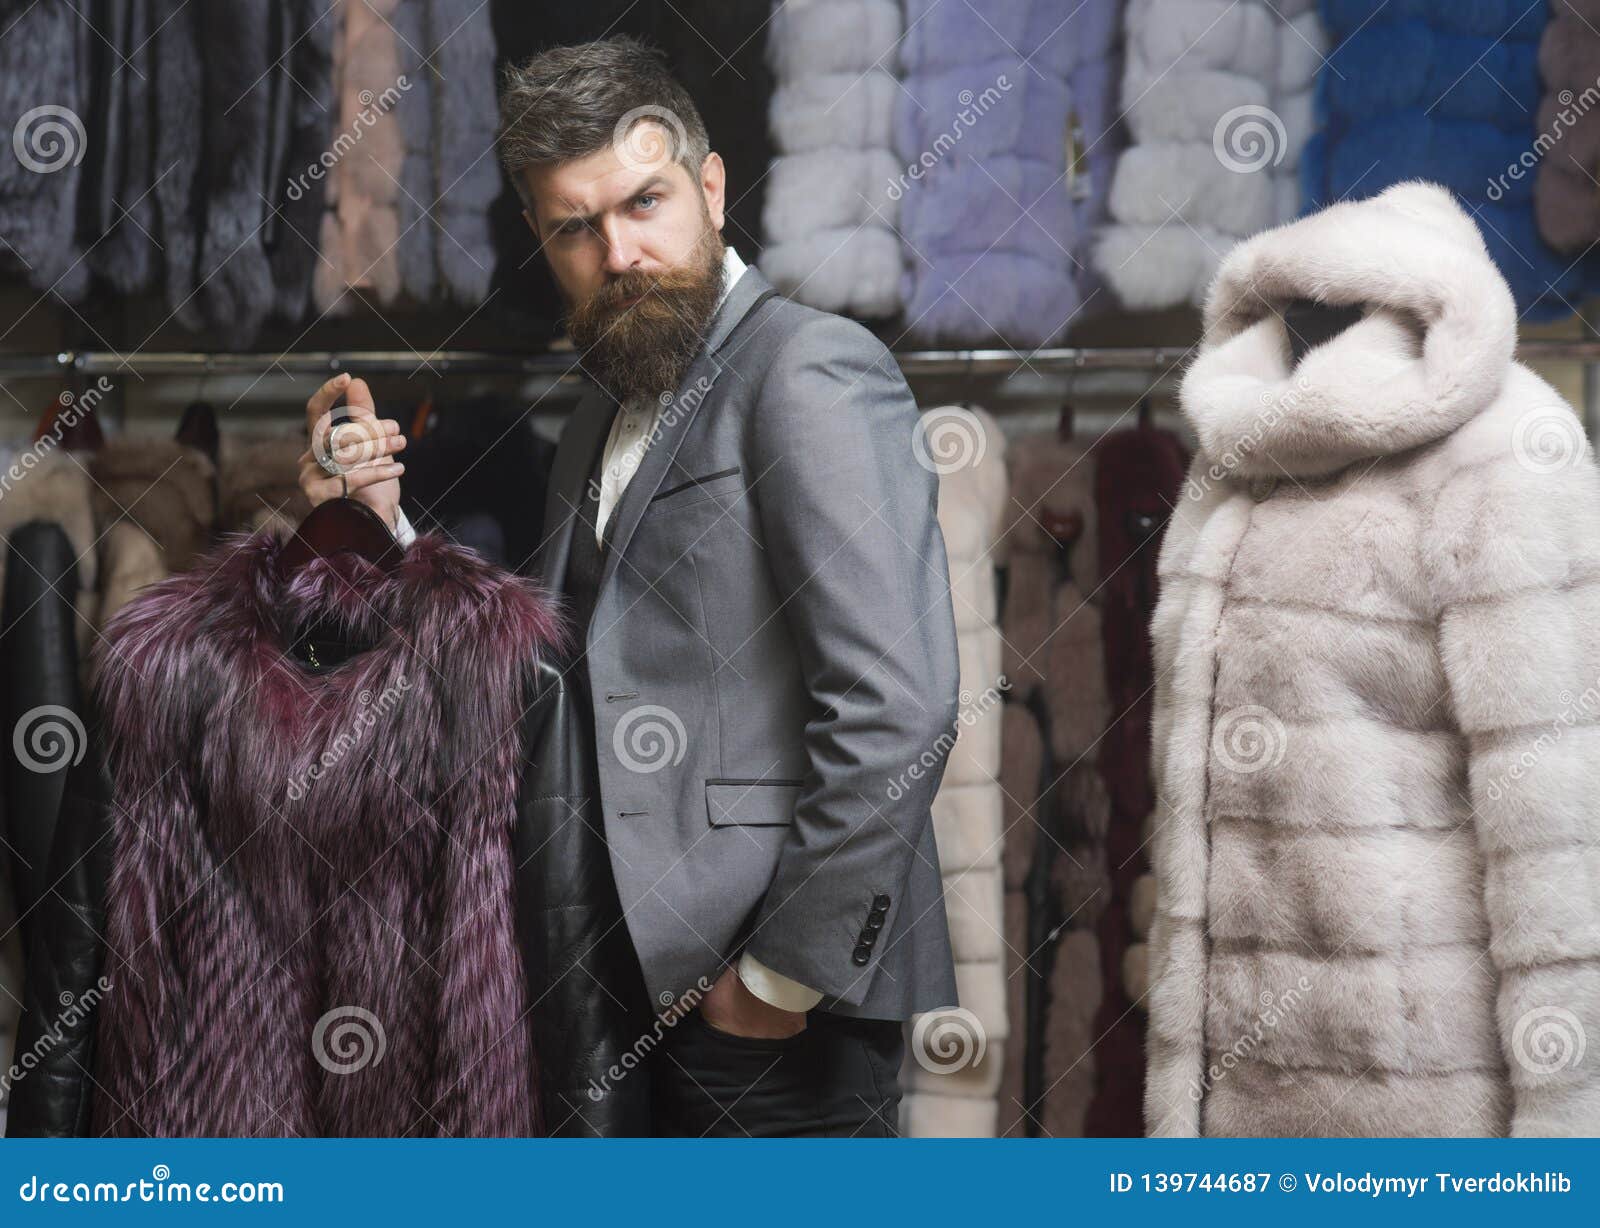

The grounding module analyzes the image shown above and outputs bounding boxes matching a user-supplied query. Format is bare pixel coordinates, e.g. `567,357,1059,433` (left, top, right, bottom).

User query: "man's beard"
566,224,726,404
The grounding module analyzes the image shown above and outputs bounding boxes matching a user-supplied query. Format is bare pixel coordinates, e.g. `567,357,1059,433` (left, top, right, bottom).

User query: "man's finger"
304,463,404,503
304,372,353,425
344,377,377,419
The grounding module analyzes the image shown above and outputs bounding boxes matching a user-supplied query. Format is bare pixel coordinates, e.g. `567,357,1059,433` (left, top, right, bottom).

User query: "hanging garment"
1303,1,1572,317
86,529,565,1136
759,0,904,317
88,435,217,628
7,535,652,1138
1083,419,1187,1138
895,0,1121,346
83,0,159,296
266,0,338,322
902,406,1010,1138
2,522,87,953
1094,0,1325,311
1534,0,1600,252
0,445,99,666
1149,181,1600,1137
218,434,313,535
992,427,1112,1138
0,0,90,301
394,395,557,574
316,0,404,314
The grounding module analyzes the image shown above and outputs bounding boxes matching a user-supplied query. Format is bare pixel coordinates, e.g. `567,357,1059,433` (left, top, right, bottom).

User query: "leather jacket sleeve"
5,725,113,1137
512,657,651,1137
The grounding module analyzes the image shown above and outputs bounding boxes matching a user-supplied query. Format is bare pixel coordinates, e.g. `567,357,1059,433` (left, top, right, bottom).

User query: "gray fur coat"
1146,182,1600,1137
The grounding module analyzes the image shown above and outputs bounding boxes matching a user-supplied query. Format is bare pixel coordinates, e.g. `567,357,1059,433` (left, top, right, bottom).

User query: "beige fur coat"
1146,182,1600,1137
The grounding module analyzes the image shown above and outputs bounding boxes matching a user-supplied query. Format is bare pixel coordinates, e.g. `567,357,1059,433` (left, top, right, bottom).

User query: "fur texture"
1095,0,1324,311
1303,1,1570,317
1535,1,1600,252
89,529,567,1136
1148,182,1600,1137
893,0,1122,345
903,406,1009,1138
759,0,904,317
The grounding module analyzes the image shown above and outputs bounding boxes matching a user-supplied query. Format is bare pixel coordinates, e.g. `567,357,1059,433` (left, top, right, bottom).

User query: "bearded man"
299,35,961,1137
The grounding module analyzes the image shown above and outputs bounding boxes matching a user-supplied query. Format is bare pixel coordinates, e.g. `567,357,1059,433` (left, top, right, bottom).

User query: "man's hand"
297,372,408,532
697,963,808,1039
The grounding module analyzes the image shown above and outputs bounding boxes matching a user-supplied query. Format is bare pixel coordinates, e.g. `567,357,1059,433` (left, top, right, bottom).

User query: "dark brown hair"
497,36,711,220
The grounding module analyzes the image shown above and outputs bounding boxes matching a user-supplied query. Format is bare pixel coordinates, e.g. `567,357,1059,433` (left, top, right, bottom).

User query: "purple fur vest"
87,528,569,1136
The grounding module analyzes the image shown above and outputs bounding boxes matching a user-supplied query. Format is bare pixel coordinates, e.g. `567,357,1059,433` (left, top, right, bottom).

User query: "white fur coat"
1147,182,1600,1137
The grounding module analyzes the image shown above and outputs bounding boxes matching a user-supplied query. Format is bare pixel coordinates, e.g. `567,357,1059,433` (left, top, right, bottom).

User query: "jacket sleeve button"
852,944,871,964
872,894,891,910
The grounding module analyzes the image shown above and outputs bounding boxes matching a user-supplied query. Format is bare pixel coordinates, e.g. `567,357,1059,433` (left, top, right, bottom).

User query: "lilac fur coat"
87,529,567,1137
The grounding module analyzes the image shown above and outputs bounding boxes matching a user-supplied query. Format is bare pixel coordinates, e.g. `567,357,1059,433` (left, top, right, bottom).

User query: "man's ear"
522,207,538,240
698,151,726,233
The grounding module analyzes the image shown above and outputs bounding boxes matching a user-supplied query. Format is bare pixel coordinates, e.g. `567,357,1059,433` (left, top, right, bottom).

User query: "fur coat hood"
1146,182,1600,1138
1180,181,1517,478
89,528,567,1136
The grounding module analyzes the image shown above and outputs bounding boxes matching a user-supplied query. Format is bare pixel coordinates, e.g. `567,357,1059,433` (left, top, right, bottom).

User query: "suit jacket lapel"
535,382,618,595
594,264,776,598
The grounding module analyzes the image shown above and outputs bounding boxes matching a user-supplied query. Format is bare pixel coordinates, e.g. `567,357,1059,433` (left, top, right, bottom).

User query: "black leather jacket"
6,655,649,1137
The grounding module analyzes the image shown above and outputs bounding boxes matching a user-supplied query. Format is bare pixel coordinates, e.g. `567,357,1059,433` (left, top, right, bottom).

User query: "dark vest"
561,398,621,668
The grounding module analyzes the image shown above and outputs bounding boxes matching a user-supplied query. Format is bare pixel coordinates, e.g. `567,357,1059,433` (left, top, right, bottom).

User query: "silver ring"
318,422,355,477
340,473,348,499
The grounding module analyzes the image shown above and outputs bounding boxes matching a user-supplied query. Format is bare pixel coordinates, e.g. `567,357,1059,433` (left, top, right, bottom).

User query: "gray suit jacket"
534,264,961,1021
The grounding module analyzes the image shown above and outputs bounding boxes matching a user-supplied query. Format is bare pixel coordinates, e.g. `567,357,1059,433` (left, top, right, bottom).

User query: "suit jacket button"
872,894,891,910
865,914,884,930
861,928,877,945
852,944,871,964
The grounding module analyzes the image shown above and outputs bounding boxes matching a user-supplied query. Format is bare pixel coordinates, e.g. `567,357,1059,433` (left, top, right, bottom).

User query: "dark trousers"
648,1005,905,1137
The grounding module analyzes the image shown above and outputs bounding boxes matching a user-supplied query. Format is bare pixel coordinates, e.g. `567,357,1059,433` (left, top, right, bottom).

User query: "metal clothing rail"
1,339,1599,376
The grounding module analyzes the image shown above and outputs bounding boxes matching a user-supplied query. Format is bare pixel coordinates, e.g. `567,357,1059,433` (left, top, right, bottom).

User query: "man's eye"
634,194,658,210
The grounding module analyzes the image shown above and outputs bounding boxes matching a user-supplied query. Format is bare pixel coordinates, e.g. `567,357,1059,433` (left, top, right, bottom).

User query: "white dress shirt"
391,245,822,1015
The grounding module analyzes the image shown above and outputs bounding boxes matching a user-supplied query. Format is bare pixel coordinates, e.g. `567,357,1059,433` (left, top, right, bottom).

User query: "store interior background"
3,0,1597,1138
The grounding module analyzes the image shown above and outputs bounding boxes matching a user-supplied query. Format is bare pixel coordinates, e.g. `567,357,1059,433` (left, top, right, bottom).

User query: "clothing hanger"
279,497,403,577
278,498,402,670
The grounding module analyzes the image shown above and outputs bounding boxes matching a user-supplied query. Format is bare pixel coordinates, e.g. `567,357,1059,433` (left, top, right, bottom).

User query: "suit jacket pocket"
647,466,743,507
705,779,803,827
